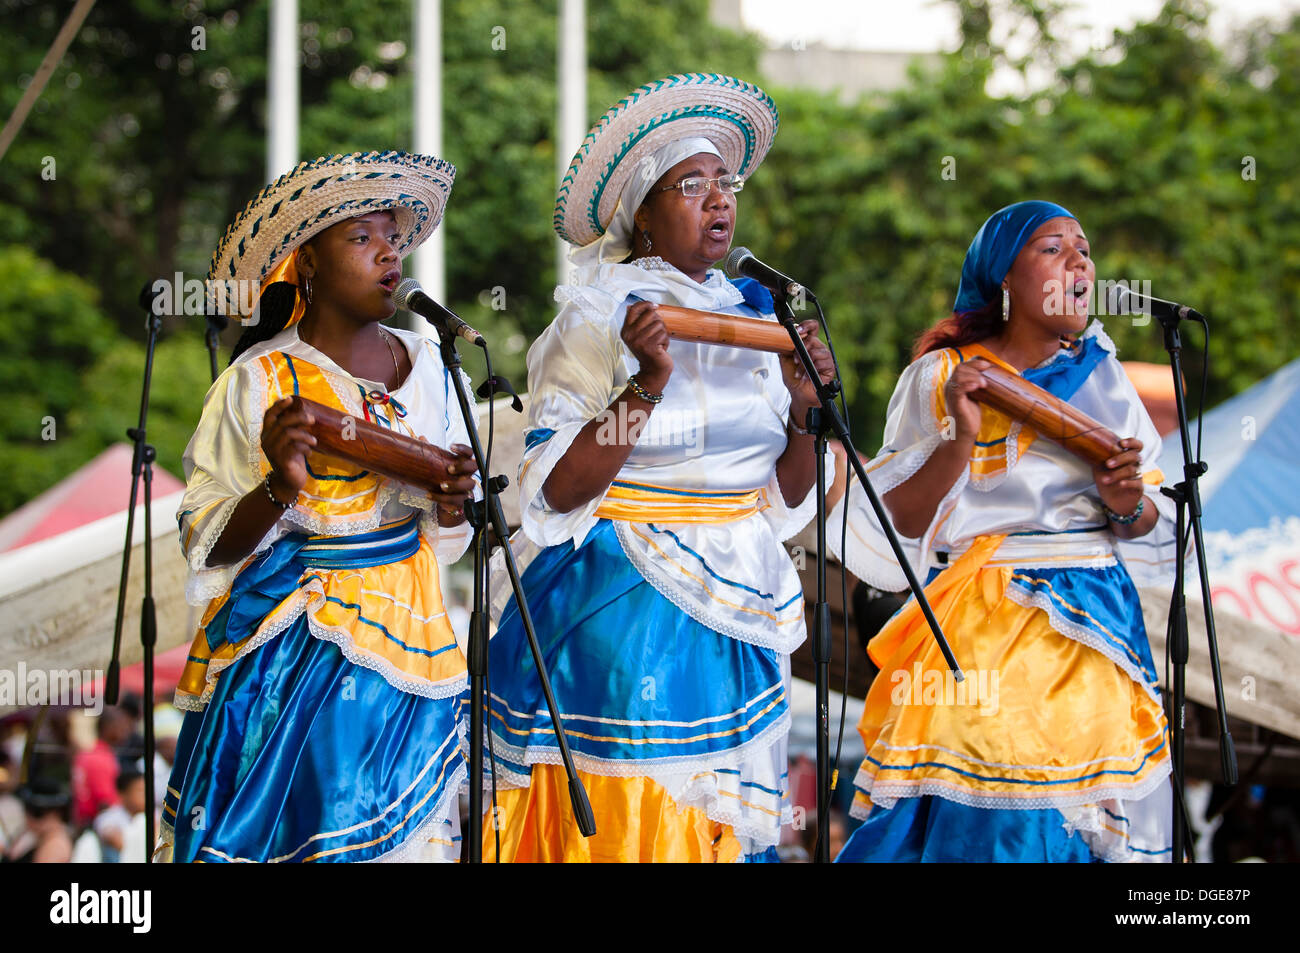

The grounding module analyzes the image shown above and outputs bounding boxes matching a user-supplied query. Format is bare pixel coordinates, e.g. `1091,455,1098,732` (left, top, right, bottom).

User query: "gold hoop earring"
1001,287,1010,322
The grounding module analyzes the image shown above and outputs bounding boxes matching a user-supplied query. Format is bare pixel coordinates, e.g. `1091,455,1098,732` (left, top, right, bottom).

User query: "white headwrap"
567,137,723,269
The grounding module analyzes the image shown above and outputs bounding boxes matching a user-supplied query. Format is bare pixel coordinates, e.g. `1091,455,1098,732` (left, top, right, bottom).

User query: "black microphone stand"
204,309,228,384
1155,308,1236,863
432,326,595,862
771,289,960,863
107,280,166,861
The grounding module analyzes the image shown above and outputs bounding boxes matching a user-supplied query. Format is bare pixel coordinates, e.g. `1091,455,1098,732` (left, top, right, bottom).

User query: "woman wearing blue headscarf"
829,202,1178,862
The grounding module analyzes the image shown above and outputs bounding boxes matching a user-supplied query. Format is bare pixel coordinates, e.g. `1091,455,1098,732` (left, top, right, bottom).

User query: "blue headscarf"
953,200,1076,314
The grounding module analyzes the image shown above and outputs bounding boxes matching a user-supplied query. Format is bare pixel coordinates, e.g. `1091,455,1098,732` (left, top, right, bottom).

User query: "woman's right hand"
261,397,316,502
621,301,673,393
944,359,989,442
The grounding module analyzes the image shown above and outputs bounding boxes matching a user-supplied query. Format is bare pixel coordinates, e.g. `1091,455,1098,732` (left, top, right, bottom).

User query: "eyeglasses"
653,173,745,198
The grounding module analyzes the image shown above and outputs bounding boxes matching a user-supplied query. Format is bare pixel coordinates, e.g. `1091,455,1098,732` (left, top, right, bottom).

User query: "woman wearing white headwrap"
485,75,835,862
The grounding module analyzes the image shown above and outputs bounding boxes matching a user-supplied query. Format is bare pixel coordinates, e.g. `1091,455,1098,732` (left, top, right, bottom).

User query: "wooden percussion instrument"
966,358,1123,467
286,395,461,491
653,305,795,354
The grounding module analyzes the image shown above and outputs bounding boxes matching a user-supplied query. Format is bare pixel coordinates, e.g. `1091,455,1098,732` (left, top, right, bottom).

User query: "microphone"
1105,283,1205,324
394,278,485,347
723,246,804,299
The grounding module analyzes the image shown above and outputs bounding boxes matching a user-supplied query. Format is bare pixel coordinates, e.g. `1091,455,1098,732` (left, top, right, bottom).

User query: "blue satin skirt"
488,520,788,775
164,616,467,863
836,797,1098,863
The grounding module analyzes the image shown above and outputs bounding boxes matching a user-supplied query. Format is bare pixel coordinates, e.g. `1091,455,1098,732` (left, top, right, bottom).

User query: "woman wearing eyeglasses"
485,75,835,862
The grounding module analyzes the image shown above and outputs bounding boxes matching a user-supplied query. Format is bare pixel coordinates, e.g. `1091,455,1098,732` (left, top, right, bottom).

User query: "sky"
740,0,1300,54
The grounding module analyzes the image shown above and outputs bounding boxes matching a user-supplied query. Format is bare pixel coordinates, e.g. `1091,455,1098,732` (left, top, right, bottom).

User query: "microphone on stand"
394,278,486,347
1106,284,1206,323
723,246,805,300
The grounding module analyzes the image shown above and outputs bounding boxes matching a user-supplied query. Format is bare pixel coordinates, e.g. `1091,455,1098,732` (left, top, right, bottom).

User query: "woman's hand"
421,440,478,509
944,358,989,443
261,397,316,503
1093,436,1146,518
780,320,837,422
622,301,673,394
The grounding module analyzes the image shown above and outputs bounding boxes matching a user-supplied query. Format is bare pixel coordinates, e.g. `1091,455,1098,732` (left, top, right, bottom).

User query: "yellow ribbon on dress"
592,480,769,524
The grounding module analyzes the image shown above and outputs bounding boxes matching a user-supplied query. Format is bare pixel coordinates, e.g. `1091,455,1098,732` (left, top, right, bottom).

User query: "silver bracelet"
264,473,296,510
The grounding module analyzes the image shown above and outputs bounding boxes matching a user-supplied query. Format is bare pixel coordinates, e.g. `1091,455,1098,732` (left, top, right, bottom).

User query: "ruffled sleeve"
516,297,627,548
1106,360,1182,589
758,355,836,543
828,350,961,591
424,352,479,564
175,359,286,605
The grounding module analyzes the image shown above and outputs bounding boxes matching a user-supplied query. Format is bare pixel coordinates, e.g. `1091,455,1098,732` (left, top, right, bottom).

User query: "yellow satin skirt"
483,766,744,863
854,535,1170,816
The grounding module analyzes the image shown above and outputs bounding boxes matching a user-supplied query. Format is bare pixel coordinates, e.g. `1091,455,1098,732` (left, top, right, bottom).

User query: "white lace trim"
367,760,467,864
305,617,468,701
487,707,792,781
485,720,792,849
674,771,791,846
183,497,246,604
1003,579,1161,703
857,754,1171,813
152,752,468,864
612,519,805,654
175,575,467,711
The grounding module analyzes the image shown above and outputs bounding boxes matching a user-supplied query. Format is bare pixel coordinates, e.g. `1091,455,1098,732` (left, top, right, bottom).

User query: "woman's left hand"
1093,436,1146,517
781,320,836,421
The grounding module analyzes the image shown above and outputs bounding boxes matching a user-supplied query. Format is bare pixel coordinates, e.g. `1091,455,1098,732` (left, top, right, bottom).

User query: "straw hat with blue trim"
554,73,779,248
209,150,456,289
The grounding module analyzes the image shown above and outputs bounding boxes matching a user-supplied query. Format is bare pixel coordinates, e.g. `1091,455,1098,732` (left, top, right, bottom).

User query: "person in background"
2,778,73,863
93,769,146,863
71,707,128,828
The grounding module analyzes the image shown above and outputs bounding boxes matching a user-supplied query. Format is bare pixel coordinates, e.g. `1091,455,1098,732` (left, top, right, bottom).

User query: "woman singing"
160,152,478,863
486,74,835,862
831,200,1177,862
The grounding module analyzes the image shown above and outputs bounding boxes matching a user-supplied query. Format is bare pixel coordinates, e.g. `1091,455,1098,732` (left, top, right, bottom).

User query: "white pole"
411,0,443,337
267,0,299,184
556,0,586,288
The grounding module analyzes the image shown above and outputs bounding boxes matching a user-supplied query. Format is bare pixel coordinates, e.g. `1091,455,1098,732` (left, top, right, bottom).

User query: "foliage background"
1,0,1296,515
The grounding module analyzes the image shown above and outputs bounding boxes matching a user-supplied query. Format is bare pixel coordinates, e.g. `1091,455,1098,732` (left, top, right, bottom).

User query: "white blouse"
830,321,1179,591
506,258,832,652
175,324,475,605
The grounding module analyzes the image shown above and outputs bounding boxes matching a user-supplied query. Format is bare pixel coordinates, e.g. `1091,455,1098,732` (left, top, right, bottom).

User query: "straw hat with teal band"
554,73,779,248
209,150,456,289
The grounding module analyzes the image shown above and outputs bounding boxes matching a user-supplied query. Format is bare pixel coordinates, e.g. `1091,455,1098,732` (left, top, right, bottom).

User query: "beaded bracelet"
264,473,297,510
627,374,664,404
1102,497,1144,525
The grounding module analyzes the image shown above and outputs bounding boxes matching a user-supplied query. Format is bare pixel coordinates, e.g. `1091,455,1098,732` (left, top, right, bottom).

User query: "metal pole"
267,0,299,184
556,0,586,287
411,0,443,336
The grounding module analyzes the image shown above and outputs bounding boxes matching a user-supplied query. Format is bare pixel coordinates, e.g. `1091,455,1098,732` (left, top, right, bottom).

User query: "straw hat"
554,73,779,247
209,151,456,287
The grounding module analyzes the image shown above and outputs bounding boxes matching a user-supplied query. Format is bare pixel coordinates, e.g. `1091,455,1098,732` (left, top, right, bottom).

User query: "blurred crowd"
0,696,182,864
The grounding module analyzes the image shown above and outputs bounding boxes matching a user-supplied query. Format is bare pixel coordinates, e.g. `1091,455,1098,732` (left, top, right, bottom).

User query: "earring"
1001,287,1010,322
303,275,313,304
643,232,652,252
